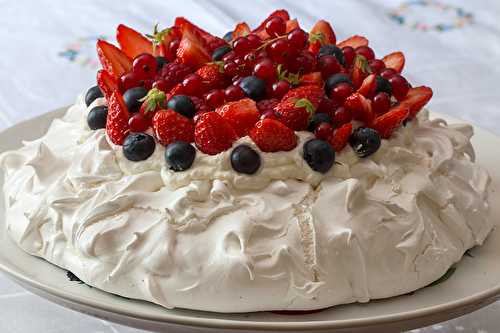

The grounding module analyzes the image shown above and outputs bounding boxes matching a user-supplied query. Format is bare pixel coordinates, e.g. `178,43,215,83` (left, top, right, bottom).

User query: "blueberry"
167,95,196,118
212,45,232,61
87,105,108,130
85,85,103,106
376,76,392,95
303,139,335,174
318,45,345,66
239,76,266,101
123,87,148,113
156,56,168,69
349,127,381,158
165,141,196,171
223,31,233,42
308,113,332,132
325,73,352,94
123,133,156,161
231,145,261,175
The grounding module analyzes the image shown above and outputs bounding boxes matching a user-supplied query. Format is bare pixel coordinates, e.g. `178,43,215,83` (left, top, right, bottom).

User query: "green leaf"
426,266,456,288
354,54,371,74
208,61,225,73
139,88,166,114
309,31,325,45
295,98,315,115
276,64,301,86
146,23,172,48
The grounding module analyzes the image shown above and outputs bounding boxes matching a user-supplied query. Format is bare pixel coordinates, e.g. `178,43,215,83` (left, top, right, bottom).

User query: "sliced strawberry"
285,19,300,33
300,72,324,87
156,26,182,61
116,24,153,58
370,105,409,138
196,63,230,91
351,55,371,89
96,40,132,79
216,98,260,137
194,112,237,155
232,22,251,39
281,85,325,109
400,86,433,118
249,118,297,152
382,51,405,74
106,92,130,145
344,92,374,124
329,122,352,152
337,35,369,49
152,109,194,145
308,20,337,54
175,17,226,52
357,73,377,98
96,70,119,101
252,9,290,39
176,27,211,69
166,83,186,101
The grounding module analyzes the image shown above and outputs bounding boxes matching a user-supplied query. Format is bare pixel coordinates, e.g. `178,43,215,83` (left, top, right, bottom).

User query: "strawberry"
285,19,300,33
232,22,251,39
382,51,405,74
344,92,374,123
96,69,119,101
317,97,339,118
216,98,260,137
196,63,230,91
146,25,182,61
249,118,297,152
252,9,290,39
116,24,153,58
194,112,237,155
329,122,352,152
139,88,167,119
281,85,324,109
370,105,409,138
357,73,377,98
399,86,433,118
351,55,371,89
300,72,324,87
106,92,130,145
152,109,195,145
174,17,226,52
166,83,186,101
337,35,369,49
176,27,211,69
308,20,337,54
274,98,313,131
96,40,132,78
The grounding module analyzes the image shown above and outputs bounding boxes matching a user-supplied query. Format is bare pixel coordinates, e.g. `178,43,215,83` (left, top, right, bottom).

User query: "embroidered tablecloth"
0,0,499,332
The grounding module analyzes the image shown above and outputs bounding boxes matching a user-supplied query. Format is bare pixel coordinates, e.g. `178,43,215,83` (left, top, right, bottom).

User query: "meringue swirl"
0,95,492,312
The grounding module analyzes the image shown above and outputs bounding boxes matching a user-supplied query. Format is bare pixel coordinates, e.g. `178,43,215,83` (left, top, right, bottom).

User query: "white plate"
1,108,500,333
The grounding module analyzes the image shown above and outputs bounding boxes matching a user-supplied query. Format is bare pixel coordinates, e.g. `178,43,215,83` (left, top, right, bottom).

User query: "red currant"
169,39,180,56
271,80,291,99
152,79,168,92
342,46,356,67
256,50,269,59
332,106,352,127
287,50,316,74
182,74,203,95
265,16,286,37
372,92,391,114
268,39,290,63
355,46,375,61
232,76,243,85
233,36,252,55
253,58,276,81
128,113,150,132
234,57,244,66
244,52,257,67
287,28,308,50
380,68,397,79
143,79,154,90
205,89,225,108
315,122,334,140
389,74,410,101
318,55,341,79
120,72,142,92
222,50,236,62
260,110,277,120
369,59,386,74
132,53,157,79
330,83,353,104
223,61,238,77
224,85,245,101
246,33,262,49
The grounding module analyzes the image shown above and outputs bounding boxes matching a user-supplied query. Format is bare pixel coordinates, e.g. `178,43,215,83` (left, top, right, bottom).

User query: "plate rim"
1,108,500,331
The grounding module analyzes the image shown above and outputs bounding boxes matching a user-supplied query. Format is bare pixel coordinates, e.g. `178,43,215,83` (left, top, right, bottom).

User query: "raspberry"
256,99,279,115
190,96,210,114
155,62,192,92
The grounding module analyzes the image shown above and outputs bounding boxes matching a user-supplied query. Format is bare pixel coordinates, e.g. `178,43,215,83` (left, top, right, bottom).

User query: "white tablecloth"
0,0,499,332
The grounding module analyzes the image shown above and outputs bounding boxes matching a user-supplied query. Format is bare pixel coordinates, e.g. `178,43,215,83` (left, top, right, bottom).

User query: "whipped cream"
0,95,492,312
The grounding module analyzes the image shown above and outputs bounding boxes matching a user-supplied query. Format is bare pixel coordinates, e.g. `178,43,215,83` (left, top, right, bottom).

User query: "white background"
0,0,499,332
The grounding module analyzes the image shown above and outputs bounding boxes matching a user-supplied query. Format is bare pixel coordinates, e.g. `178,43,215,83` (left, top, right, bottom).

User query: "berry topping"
356,73,377,98
106,92,130,145
153,109,195,146
216,98,260,137
303,139,335,173
370,105,409,139
271,80,291,99
155,56,168,70
132,53,158,79
380,68,397,80
329,122,352,152
344,92,374,123
275,98,313,131
265,16,286,37
231,145,261,175
388,74,410,101
372,92,391,114
349,127,381,157
308,112,332,131
318,55,341,79
128,113,150,132
165,141,196,171
223,31,233,42
341,46,356,67
139,88,167,117
330,82,353,104
167,95,196,118
85,85,104,106
239,76,267,101
399,86,433,118
314,122,334,141
156,62,192,92
232,22,251,40
337,35,368,49
87,105,108,130
325,73,352,95
368,59,385,74
97,70,119,101
196,63,230,91
287,28,308,49
123,87,148,113
253,58,276,81
308,20,336,54
382,51,405,73
355,46,375,61
224,85,246,101
194,112,237,155
375,75,392,95
116,24,153,59
182,74,203,96
256,98,279,115
332,106,352,127
205,89,226,108
212,45,232,61
318,45,345,66
96,40,132,78
123,132,156,161
249,118,297,152
176,27,211,68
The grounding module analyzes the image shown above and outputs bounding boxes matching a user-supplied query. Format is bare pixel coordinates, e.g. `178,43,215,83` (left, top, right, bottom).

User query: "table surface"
0,0,499,332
